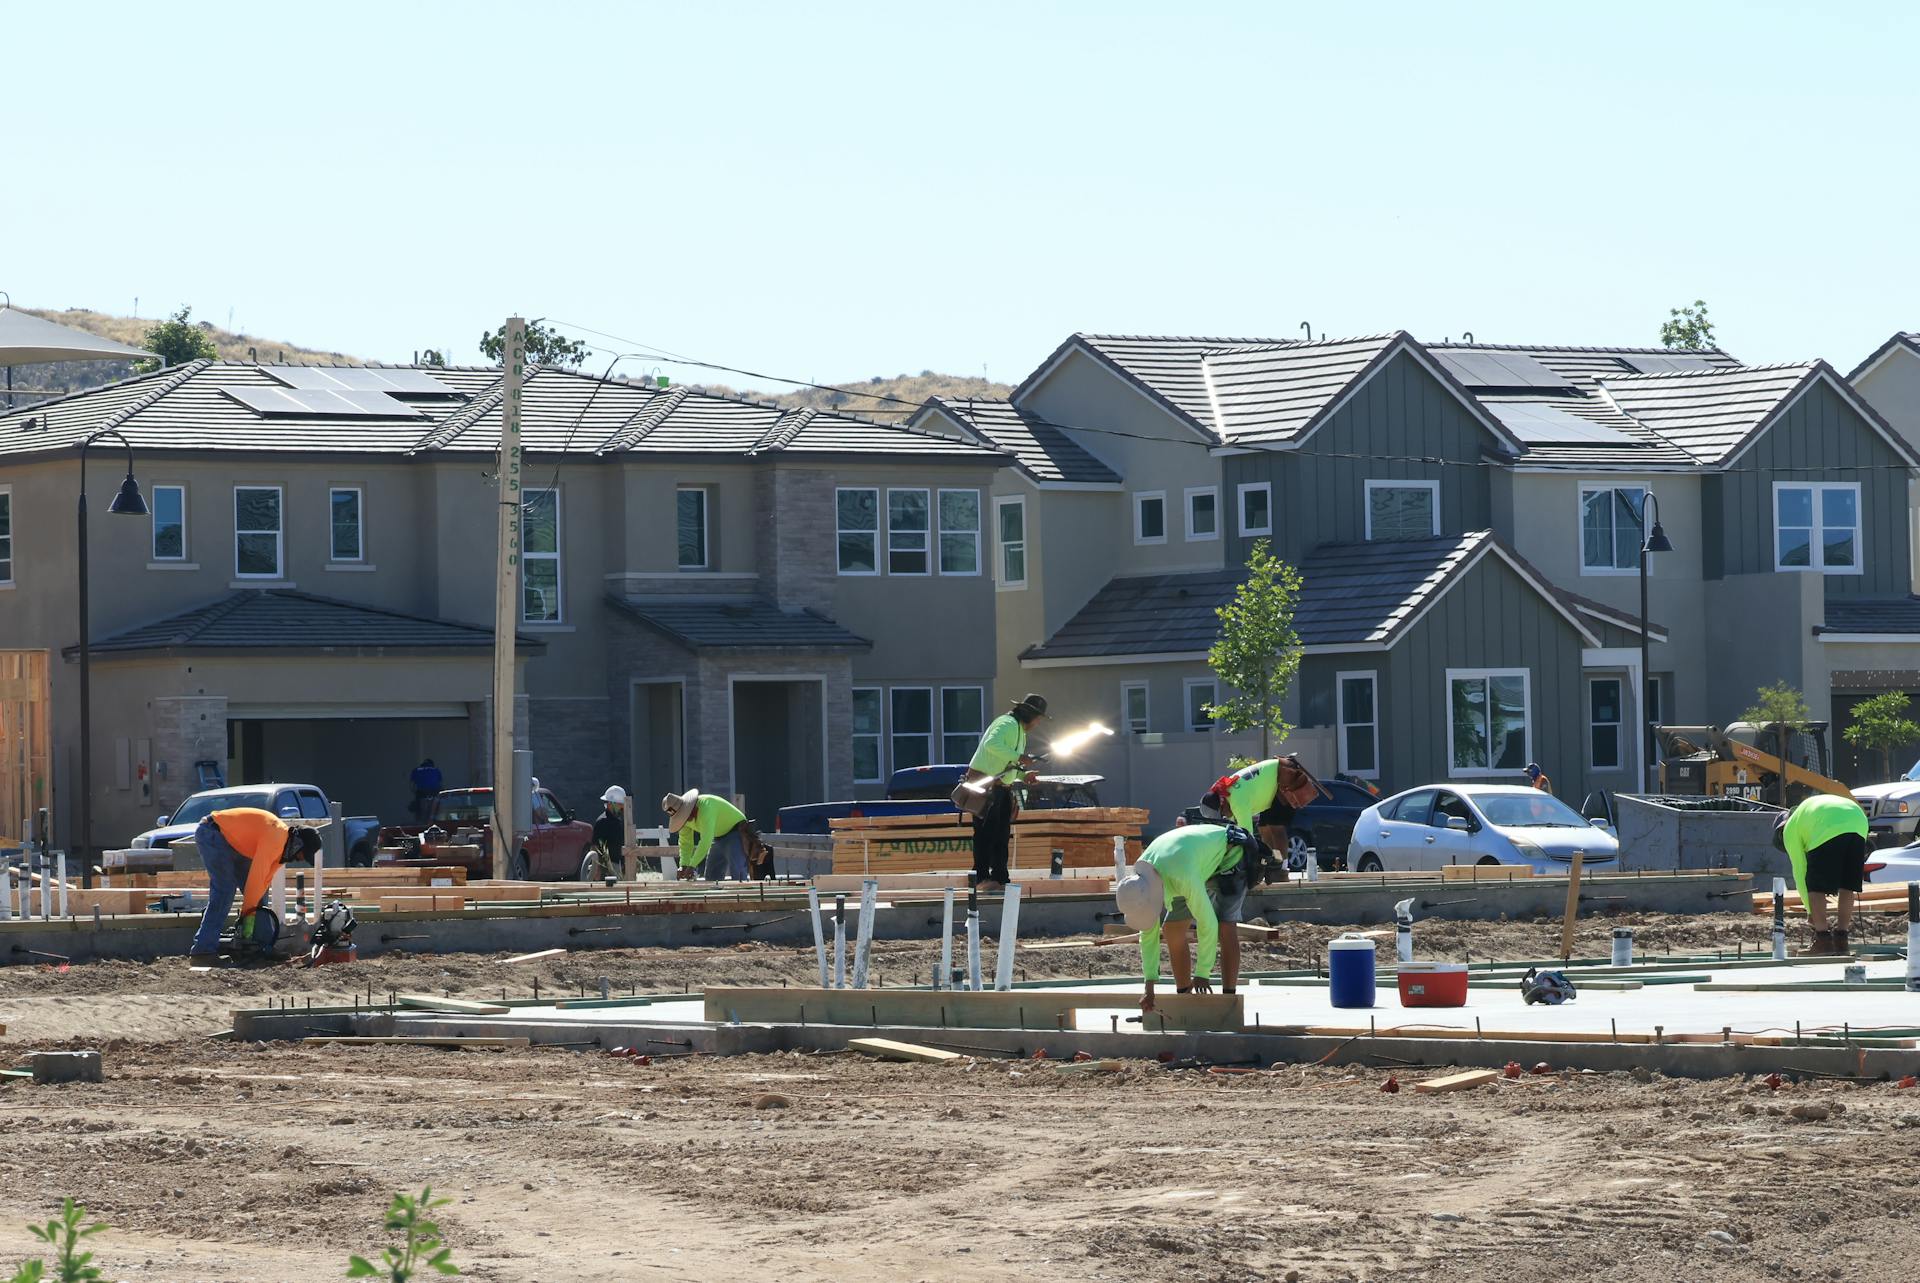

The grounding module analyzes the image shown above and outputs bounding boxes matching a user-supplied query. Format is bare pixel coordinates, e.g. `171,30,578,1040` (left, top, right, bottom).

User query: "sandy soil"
0,911,1913,1282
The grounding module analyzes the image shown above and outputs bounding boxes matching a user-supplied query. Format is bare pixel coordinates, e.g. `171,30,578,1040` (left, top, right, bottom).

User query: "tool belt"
1275,754,1326,810
950,775,1005,820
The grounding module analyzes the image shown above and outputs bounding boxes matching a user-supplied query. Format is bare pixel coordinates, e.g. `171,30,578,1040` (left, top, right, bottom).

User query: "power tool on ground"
304,900,358,966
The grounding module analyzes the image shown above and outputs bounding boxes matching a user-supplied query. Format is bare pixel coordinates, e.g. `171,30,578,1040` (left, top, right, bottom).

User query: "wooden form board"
829,807,1150,830
302,1036,529,1049
703,986,1243,1032
396,994,511,1015
810,874,1114,895
832,838,1139,876
1413,1069,1500,1094
848,1037,962,1063
0,651,49,848
144,866,470,888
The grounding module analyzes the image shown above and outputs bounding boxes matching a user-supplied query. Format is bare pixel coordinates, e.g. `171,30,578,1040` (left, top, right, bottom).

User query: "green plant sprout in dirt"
348,1188,461,1280
6,1199,108,1283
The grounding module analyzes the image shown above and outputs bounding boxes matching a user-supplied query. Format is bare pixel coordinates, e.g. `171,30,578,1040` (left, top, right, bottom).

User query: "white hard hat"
601,785,628,806
1113,860,1165,934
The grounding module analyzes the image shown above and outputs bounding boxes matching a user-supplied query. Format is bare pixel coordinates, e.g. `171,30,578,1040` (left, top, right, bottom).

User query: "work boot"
186,953,221,969
1799,930,1834,957
1832,929,1850,956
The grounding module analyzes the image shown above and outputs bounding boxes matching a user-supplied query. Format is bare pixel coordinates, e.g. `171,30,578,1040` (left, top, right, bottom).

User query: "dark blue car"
1185,776,1380,871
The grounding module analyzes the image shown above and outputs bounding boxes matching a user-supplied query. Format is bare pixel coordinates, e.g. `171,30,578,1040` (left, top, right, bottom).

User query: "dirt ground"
0,910,1915,1282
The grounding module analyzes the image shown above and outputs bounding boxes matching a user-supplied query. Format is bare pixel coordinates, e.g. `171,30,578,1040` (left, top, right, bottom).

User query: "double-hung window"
676,487,708,570
995,496,1027,588
1337,671,1379,778
851,688,884,783
887,488,929,575
890,687,933,769
0,486,11,584
1184,679,1217,733
1238,482,1272,536
1121,682,1150,734
1774,482,1860,574
522,489,562,623
1133,492,1166,545
151,485,186,561
1364,480,1439,540
836,488,878,574
941,686,985,761
329,487,363,562
234,486,283,578
938,489,980,575
1185,486,1218,541
1589,677,1623,771
1579,484,1645,573
1447,668,1530,775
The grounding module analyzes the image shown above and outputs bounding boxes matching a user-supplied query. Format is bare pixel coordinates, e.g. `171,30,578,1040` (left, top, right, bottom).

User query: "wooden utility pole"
490,317,526,881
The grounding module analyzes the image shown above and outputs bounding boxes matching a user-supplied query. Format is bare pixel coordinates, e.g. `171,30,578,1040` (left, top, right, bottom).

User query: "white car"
1866,843,1920,885
1851,761,1920,845
1346,784,1621,874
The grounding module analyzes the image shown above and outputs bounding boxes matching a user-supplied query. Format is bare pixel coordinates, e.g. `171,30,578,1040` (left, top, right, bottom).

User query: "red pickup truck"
376,786,599,881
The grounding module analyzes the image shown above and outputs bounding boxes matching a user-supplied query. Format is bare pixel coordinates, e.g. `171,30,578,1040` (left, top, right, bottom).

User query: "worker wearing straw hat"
1113,823,1257,1013
662,788,750,881
961,692,1048,894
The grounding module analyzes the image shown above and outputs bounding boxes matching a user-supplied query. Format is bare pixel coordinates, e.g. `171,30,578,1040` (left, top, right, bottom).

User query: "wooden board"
831,838,1139,876
703,986,1242,1032
503,948,567,965
828,807,1149,831
848,1037,962,1063
395,994,511,1015
1413,1068,1501,1094
809,874,1114,895
1441,864,1532,880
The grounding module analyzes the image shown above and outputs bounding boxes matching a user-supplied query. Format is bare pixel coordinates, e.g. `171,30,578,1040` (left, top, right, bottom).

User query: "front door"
731,680,825,823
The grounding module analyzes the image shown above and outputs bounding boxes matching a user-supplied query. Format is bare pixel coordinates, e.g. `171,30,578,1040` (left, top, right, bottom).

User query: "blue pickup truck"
775,765,1103,835
129,782,382,866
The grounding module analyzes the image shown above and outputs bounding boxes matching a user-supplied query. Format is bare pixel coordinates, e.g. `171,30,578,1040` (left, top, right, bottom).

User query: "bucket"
1328,933,1377,1009
1396,961,1469,1008
1611,928,1633,968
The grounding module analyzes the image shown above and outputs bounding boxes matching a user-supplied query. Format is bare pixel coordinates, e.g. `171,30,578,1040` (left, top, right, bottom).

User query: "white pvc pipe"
851,879,878,990
966,900,982,992
38,861,49,921
271,869,287,926
994,883,1023,991
0,867,11,921
807,886,829,988
1112,836,1128,884
937,888,955,990
312,855,324,924
55,853,67,919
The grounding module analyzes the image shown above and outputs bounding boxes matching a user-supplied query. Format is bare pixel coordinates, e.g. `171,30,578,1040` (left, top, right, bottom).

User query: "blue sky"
6,1,1916,391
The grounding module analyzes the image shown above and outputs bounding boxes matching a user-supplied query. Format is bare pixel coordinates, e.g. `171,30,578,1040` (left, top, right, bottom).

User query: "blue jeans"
702,829,749,881
190,820,244,956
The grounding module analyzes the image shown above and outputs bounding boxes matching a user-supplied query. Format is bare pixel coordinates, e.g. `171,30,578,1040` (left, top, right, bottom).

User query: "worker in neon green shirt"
1774,794,1870,956
960,693,1047,893
1203,755,1321,875
662,788,750,880
1113,823,1256,1012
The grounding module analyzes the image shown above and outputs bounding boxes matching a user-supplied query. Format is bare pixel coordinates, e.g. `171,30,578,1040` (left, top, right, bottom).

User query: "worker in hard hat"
1774,794,1870,956
591,786,628,876
663,788,749,880
1112,823,1258,1012
187,808,324,967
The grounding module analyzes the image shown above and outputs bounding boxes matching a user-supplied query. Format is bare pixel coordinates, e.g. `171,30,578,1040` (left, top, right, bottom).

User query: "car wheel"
1356,853,1384,873
508,850,531,881
578,850,608,883
1476,856,1502,867
348,842,372,869
1286,835,1312,872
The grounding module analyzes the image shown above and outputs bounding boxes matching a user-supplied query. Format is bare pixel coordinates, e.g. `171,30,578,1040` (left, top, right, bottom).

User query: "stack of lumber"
827,808,1147,875
1753,883,1918,916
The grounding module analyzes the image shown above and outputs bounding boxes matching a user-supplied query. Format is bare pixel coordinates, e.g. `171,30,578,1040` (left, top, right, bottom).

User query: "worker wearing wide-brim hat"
662,787,750,881
1114,823,1257,1013
960,693,1049,893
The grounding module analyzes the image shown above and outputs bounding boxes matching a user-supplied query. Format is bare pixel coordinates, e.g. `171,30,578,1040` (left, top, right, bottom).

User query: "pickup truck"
375,786,599,881
130,782,381,866
775,764,1103,836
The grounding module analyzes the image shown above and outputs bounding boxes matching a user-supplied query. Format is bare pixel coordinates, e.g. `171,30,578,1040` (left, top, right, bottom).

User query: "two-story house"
0,360,1006,849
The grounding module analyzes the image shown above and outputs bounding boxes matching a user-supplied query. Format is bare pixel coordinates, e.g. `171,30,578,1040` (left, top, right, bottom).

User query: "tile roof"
1847,332,1920,382
1592,363,1826,465
1815,597,1920,636
0,362,1008,465
606,596,871,651
1197,336,1402,445
68,590,540,656
924,397,1120,484
1290,533,1494,646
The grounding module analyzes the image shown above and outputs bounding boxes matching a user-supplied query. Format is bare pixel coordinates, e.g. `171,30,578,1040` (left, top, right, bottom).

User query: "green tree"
477,321,587,370
347,1188,460,1281
1205,538,1304,760
1741,680,1813,781
419,349,448,368
1660,299,1715,350
133,306,218,373
1842,691,1920,781
6,1198,108,1283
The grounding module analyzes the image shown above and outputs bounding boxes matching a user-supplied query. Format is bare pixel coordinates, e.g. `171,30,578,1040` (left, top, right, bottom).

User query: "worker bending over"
663,788,749,881
1776,794,1871,956
961,692,1048,893
1204,755,1320,872
1113,823,1257,1012
187,807,323,966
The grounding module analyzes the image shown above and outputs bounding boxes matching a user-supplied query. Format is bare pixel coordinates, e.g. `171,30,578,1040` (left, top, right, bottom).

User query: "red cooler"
1396,961,1468,1008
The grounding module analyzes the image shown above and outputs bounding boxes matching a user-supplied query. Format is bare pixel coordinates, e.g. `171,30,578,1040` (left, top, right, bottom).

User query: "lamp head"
108,472,147,516
1643,520,1673,555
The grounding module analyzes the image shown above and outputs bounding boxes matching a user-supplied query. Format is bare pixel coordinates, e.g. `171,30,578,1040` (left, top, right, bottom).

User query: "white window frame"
835,486,880,577
151,484,187,562
1577,482,1647,577
994,495,1027,590
327,486,364,563
0,485,11,585
1444,667,1532,777
937,488,981,576
889,685,934,770
1588,676,1624,772
887,487,931,576
675,486,709,570
940,685,986,762
233,485,284,580
1336,670,1380,779
1182,678,1217,733
521,487,564,624
1120,681,1150,735
1184,486,1219,542
1133,491,1167,546
851,686,885,784
1237,481,1273,537
1363,479,1441,541
1773,481,1863,576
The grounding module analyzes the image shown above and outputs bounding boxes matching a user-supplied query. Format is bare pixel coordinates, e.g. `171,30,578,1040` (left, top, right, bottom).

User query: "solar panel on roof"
1432,349,1575,391
1486,401,1634,446
225,386,424,419
1618,353,1718,374
264,366,456,396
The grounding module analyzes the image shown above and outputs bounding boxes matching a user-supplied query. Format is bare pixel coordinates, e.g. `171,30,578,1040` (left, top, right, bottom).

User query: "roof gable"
67,589,542,657
916,397,1120,485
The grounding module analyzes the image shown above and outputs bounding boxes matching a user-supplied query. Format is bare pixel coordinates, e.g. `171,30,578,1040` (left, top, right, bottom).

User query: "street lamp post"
1638,491,1673,793
77,429,146,887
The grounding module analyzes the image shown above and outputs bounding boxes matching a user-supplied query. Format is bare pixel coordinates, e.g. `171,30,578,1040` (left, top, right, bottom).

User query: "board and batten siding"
1297,550,1591,803
1223,351,1499,566
1702,379,1911,597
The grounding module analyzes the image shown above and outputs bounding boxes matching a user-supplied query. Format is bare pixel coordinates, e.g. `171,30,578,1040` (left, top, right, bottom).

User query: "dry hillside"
5,307,367,399
698,370,1012,416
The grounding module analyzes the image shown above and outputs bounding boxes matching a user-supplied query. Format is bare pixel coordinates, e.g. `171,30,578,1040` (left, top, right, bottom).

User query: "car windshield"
434,792,491,824
168,791,272,827
1475,793,1592,828
1906,760,1920,782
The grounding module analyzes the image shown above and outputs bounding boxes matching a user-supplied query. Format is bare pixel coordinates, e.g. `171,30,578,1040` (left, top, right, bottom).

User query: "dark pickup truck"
375,786,600,881
775,764,1103,836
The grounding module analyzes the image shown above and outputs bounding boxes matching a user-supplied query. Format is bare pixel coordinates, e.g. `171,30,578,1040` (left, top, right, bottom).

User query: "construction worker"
186,807,323,966
408,757,442,821
1113,823,1257,1013
961,693,1048,893
1525,762,1553,793
1776,794,1870,956
1204,755,1317,873
592,786,628,871
663,788,749,881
